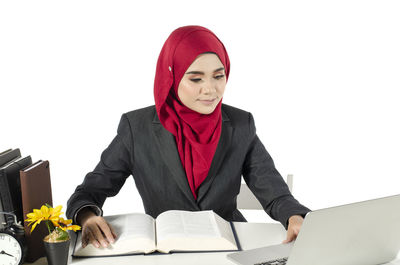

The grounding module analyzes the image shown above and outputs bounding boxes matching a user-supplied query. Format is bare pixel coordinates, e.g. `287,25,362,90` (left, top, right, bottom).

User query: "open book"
72,210,241,257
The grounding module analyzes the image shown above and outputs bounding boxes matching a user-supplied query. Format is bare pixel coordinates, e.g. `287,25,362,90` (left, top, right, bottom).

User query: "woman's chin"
193,105,217,115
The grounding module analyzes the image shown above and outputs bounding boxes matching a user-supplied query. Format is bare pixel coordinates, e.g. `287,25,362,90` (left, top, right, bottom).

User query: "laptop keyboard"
254,257,288,265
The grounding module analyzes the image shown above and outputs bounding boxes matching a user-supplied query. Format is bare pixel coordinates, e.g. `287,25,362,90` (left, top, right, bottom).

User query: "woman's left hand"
283,215,304,243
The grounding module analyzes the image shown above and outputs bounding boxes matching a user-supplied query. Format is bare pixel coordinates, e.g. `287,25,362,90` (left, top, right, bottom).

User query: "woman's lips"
198,98,216,105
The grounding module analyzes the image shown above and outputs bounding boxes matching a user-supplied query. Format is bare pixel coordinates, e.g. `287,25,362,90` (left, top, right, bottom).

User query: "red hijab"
154,26,230,199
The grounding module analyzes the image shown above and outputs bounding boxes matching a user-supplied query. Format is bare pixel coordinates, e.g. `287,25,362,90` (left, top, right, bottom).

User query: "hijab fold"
154,26,230,199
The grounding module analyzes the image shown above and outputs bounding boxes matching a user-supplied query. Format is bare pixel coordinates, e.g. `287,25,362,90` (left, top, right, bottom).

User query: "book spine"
0,170,15,225
0,149,21,167
230,222,242,251
20,161,52,262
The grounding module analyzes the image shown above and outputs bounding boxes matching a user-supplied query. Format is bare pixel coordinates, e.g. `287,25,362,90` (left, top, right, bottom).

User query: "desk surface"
26,222,400,265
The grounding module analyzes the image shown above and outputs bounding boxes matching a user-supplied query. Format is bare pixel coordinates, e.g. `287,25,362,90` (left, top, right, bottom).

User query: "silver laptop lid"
288,194,400,265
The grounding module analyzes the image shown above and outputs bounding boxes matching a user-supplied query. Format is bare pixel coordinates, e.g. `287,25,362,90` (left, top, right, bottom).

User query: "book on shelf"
0,155,32,225
0,149,22,226
0,148,21,167
72,210,241,257
20,160,53,262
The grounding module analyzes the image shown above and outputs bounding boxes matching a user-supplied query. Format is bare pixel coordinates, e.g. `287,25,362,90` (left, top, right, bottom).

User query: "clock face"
0,232,22,265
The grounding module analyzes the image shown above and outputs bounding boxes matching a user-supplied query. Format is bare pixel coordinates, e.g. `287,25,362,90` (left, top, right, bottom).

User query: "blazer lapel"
152,113,199,209
197,109,232,203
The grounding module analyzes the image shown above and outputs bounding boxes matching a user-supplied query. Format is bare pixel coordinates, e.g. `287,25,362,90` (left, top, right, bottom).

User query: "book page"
155,210,237,253
73,213,156,256
21,160,43,171
213,212,238,247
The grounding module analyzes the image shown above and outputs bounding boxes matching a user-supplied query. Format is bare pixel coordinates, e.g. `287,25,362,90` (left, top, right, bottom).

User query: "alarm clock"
0,212,26,265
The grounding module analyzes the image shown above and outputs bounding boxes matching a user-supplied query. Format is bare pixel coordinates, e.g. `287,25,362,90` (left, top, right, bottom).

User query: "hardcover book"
20,160,53,262
0,148,21,167
73,210,241,257
0,155,32,225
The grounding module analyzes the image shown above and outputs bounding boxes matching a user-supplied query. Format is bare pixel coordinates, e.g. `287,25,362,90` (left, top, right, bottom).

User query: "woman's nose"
201,80,216,94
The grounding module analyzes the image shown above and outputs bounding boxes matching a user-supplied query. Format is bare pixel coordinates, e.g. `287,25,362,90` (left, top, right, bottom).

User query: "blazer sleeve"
242,113,310,229
66,114,133,222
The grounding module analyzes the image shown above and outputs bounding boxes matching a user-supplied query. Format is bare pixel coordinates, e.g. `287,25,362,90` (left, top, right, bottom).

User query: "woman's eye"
214,75,225,80
190,78,202,83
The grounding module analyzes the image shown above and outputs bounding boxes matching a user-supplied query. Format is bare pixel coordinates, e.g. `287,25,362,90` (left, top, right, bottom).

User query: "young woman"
66,25,310,248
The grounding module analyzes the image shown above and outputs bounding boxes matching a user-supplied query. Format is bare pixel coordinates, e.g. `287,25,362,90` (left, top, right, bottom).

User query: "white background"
1,0,399,221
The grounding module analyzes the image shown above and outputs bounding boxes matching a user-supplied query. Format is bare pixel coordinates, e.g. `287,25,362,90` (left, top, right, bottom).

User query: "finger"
283,229,295,243
82,231,91,248
89,223,108,248
97,220,116,245
291,224,301,237
81,226,90,248
81,234,87,248
108,222,118,240
286,226,302,243
293,227,300,237
86,228,101,248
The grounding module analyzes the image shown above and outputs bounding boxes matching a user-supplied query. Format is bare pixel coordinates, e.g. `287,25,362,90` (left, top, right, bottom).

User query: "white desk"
27,222,400,265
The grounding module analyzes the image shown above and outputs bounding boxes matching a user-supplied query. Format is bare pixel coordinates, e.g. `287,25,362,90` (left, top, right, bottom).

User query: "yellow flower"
53,217,81,232
25,205,51,233
25,204,81,238
61,224,81,232
48,205,63,226
25,205,65,233
58,217,72,225
49,205,63,218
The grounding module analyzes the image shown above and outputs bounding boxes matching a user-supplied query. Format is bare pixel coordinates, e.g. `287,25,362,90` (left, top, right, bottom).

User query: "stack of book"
0,148,53,262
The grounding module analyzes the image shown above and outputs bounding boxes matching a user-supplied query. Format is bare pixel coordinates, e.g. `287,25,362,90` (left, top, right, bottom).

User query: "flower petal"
26,212,37,219
51,220,60,227
53,205,63,213
30,221,40,233
33,209,42,216
66,225,81,232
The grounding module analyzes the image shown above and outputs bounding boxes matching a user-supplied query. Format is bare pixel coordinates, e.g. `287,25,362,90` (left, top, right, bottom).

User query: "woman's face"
177,53,226,115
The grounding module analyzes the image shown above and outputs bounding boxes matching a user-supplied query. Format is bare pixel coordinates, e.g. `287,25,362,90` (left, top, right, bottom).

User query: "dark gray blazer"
66,104,310,229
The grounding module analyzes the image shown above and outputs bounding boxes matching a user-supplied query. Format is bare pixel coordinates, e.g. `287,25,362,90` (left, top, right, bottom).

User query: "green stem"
46,221,51,234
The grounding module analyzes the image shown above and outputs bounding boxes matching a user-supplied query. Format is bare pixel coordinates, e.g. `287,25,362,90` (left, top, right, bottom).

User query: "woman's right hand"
77,208,117,248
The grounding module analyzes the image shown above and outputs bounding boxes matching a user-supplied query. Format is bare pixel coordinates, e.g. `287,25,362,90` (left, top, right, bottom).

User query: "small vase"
43,239,70,265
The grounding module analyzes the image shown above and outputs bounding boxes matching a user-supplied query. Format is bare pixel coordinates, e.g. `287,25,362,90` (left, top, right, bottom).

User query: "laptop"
228,194,400,265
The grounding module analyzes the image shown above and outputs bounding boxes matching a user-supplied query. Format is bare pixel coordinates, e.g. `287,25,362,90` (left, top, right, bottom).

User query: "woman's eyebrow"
185,67,225,75
214,67,225,73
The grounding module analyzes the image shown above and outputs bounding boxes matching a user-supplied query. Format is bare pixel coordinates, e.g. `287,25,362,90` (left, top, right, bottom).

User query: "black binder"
0,148,21,167
0,156,32,224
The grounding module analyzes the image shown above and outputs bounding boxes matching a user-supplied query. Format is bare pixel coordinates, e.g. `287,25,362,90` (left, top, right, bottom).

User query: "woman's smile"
198,98,217,105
